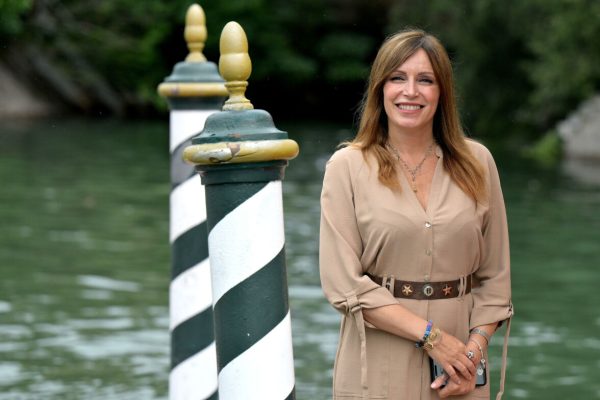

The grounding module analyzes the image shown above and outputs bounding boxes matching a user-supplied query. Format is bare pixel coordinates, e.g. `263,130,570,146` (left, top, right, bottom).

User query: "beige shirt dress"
319,140,513,400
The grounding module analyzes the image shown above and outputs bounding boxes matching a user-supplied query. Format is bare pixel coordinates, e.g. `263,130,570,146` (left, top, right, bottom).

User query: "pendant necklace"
387,142,435,193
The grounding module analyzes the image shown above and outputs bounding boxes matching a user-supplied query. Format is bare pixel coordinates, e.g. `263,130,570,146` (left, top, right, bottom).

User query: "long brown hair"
351,29,486,203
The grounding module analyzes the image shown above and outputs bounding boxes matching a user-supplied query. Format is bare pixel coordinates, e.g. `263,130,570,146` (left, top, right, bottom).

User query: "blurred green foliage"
524,0,600,128
522,131,562,167
388,0,600,140
2,0,599,142
0,0,32,35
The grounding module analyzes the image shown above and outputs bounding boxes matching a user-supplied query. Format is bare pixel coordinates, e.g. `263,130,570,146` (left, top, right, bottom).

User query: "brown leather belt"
366,273,472,300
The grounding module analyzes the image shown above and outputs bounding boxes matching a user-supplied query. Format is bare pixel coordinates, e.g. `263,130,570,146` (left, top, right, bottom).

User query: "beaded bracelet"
415,320,433,348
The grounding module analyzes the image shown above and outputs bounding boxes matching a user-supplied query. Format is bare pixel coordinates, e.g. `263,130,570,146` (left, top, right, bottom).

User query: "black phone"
429,357,486,387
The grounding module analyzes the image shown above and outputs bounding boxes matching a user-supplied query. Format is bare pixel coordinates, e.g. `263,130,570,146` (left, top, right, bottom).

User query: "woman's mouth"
397,104,424,111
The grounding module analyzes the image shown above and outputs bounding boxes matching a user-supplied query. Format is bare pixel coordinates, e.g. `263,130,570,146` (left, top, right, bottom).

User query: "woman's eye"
390,75,406,82
419,77,434,84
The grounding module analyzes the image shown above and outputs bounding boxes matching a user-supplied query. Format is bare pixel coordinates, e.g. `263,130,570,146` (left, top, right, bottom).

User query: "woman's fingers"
430,332,479,397
441,354,474,382
454,354,475,379
443,364,461,385
465,353,477,375
438,379,465,398
452,362,471,380
438,381,459,398
441,355,474,383
430,373,448,390
436,364,478,398
437,375,475,398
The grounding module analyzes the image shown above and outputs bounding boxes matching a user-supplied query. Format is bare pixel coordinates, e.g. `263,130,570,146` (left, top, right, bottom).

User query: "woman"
319,29,513,399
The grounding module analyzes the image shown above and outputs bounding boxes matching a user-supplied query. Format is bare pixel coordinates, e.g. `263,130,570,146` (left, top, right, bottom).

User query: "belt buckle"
423,284,434,297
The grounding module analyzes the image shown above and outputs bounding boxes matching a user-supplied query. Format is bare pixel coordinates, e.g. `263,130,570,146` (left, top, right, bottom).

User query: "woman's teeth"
398,104,422,110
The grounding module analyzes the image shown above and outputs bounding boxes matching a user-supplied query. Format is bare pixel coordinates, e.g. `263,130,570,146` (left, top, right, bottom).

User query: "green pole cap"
157,4,228,107
184,21,299,171
192,21,288,144
192,109,288,144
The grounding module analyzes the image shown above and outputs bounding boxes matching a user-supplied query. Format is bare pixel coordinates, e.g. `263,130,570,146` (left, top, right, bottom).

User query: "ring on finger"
466,350,475,360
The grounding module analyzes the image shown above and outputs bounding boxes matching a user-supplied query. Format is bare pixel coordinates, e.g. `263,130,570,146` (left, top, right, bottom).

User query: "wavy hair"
350,29,486,203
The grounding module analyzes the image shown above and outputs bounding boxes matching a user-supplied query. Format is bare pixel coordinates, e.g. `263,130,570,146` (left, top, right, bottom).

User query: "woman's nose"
403,78,418,97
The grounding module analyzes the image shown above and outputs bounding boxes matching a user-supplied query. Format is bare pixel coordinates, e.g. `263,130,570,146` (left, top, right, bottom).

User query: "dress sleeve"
319,149,399,315
470,148,514,329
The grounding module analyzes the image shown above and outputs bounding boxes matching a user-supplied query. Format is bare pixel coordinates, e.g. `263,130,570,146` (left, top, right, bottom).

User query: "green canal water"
0,118,599,399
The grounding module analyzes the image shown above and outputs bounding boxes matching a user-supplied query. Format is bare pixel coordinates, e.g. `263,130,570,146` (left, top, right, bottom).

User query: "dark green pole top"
157,4,228,109
192,109,288,144
183,22,299,167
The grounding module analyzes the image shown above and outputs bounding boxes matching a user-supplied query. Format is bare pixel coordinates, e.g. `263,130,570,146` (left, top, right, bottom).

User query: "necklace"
387,142,435,193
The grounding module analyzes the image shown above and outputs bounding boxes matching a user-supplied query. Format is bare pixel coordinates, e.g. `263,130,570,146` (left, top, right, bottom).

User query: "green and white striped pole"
183,22,298,400
157,5,227,400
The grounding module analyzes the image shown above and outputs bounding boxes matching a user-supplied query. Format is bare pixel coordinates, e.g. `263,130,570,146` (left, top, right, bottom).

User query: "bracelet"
469,338,487,372
470,328,491,344
416,320,433,348
468,338,484,360
423,328,442,351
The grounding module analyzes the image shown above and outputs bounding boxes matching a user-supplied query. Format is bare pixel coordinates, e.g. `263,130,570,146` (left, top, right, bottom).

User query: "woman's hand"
427,331,476,385
431,338,482,397
433,372,477,398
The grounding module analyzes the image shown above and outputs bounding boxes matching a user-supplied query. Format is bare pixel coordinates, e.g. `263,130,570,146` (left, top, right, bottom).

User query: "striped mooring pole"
183,21,298,400
157,5,228,400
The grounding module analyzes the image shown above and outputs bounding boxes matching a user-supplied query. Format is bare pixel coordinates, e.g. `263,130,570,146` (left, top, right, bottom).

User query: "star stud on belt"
442,284,453,296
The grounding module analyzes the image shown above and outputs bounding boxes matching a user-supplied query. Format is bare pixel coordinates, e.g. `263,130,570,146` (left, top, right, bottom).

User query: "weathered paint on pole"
157,5,227,400
183,21,298,400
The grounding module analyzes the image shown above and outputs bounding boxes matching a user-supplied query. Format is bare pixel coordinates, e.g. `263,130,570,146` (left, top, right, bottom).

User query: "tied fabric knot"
346,294,369,400
496,310,513,400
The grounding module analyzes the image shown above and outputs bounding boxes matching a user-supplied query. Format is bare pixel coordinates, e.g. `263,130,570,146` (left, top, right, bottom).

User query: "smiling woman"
319,29,513,400
383,49,440,136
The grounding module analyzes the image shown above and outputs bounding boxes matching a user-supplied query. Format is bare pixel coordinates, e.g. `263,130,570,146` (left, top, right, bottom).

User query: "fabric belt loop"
388,274,396,296
495,316,512,400
347,295,369,400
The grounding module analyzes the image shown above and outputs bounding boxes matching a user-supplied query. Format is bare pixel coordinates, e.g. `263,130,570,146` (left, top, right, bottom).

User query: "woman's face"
382,48,440,136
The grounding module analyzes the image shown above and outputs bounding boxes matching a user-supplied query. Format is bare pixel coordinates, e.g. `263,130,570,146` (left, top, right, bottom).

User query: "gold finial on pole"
184,4,207,62
219,21,254,111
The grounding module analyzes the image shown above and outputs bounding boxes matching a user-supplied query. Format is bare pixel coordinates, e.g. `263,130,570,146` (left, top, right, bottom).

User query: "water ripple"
0,301,12,313
77,275,140,292
0,363,24,386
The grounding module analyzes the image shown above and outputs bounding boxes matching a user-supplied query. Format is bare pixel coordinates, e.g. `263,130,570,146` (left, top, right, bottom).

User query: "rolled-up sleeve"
470,148,514,329
319,149,399,315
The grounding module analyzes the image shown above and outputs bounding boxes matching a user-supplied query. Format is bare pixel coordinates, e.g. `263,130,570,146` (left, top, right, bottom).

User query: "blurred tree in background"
523,0,600,128
388,1,537,139
0,0,32,36
388,0,600,141
1,0,599,143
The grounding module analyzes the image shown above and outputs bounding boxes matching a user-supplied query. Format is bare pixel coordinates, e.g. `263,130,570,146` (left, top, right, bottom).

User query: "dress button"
426,249,432,256
424,274,430,282
425,221,432,228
